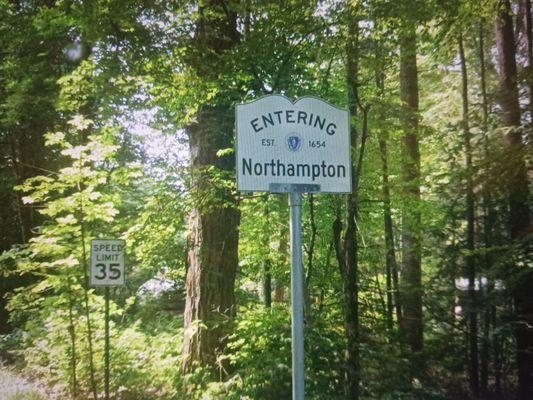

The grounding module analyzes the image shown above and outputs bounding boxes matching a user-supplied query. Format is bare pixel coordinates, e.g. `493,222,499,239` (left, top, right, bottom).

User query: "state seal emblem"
286,134,303,152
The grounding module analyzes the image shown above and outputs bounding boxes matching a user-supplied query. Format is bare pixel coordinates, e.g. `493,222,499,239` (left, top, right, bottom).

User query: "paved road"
0,365,49,400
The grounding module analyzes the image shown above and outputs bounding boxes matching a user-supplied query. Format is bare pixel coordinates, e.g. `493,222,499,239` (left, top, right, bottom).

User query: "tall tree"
375,38,402,329
478,23,494,396
495,2,533,398
399,22,423,354
458,33,480,397
0,0,72,334
524,0,533,122
181,0,241,373
379,138,402,331
332,4,364,398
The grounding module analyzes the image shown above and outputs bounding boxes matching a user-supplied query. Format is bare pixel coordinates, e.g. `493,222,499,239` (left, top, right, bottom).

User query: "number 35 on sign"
90,239,125,286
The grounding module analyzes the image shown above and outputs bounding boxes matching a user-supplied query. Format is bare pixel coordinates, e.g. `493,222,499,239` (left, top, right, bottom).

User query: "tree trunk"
375,39,401,331
182,107,240,372
263,197,272,308
77,167,98,400
274,221,289,303
495,2,533,398
480,283,491,396
304,194,317,318
9,127,47,243
335,103,369,397
379,138,401,331
459,34,480,397
399,25,423,354
478,24,493,397
182,0,241,373
274,280,286,303
524,0,533,123
332,7,363,397
263,260,272,308
65,272,78,400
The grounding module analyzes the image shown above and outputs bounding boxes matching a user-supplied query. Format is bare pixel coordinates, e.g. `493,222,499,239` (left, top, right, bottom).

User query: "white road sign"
90,239,125,286
236,95,351,193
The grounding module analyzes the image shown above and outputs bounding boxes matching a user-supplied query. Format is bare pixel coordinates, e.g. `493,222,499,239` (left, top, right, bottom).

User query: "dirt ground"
0,365,52,400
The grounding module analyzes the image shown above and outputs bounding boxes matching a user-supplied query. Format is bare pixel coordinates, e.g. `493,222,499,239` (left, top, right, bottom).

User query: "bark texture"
495,2,533,398
274,221,289,304
304,194,317,318
478,24,494,396
399,26,423,353
182,0,241,373
332,7,363,398
182,108,240,372
379,138,401,330
263,260,272,308
524,0,533,122
459,35,480,397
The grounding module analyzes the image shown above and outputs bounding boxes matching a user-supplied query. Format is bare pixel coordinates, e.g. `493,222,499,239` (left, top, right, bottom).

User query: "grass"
7,392,47,400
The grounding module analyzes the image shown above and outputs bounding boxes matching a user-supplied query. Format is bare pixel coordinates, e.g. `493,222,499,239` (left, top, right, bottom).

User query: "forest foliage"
0,0,532,399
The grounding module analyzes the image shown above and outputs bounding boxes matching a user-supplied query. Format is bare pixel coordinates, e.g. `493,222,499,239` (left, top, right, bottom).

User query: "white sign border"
89,238,126,287
235,94,353,194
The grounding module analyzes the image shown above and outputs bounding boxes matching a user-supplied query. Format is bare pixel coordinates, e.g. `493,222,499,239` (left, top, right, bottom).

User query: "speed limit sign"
90,239,125,286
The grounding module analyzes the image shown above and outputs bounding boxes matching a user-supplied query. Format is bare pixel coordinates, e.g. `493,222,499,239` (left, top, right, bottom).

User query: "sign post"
90,239,125,400
289,191,304,400
105,285,110,399
236,95,351,400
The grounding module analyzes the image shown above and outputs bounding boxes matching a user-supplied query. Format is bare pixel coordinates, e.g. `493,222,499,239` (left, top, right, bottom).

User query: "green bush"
195,306,346,400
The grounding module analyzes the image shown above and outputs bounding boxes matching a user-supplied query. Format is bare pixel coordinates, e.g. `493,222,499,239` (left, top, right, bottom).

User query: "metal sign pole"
236,95,350,400
104,286,110,400
289,191,305,400
90,239,125,400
